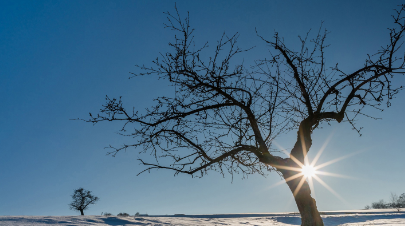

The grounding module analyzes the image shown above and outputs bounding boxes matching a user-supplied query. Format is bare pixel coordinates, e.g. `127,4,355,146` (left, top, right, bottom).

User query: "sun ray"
289,154,305,168
315,170,356,179
293,176,307,196
308,176,316,199
312,174,350,206
272,165,302,172
284,173,304,183
283,193,297,211
268,172,303,189
299,130,309,166
311,132,334,167
273,141,304,168
314,150,365,171
304,157,309,167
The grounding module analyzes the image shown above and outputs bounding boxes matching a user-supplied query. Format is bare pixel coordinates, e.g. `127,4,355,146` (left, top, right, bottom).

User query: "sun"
301,164,316,178
270,133,361,203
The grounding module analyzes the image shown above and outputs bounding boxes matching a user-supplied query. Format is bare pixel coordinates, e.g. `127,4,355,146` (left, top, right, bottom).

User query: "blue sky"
1,0,404,216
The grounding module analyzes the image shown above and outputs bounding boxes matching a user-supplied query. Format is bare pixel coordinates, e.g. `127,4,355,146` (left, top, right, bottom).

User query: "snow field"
1,211,405,226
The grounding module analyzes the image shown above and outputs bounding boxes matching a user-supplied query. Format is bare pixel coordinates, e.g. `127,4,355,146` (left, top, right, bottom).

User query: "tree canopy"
69,188,99,216
89,5,405,177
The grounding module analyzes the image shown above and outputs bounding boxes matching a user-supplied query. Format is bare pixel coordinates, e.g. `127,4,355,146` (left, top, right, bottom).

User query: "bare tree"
85,5,405,226
69,188,99,216
390,192,404,212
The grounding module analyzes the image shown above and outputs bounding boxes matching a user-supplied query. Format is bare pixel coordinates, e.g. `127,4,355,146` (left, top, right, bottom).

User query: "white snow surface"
1,210,405,226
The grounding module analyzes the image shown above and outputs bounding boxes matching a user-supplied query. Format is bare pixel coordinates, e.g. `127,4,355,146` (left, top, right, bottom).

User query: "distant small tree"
103,212,113,216
399,193,405,207
364,205,371,210
69,187,99,215
134,212,140,216
117,212,130,217
372,199,387,209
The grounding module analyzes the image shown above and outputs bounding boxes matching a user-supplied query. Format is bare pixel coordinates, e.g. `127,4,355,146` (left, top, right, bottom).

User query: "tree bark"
281,168,324,226
80,209,84,215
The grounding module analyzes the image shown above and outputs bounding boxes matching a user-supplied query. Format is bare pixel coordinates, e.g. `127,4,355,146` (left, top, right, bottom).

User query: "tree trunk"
281,169,324,226
279,118,323,225
80,209,84,215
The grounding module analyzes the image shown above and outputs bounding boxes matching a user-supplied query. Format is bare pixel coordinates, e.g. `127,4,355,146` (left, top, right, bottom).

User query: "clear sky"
1,0,404,216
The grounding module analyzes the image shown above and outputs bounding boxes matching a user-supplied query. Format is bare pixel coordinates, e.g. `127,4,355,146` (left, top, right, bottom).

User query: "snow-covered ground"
1,210,405,226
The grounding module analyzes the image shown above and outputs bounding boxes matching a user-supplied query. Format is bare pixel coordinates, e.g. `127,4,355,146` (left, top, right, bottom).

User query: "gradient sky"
1,0,405,216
